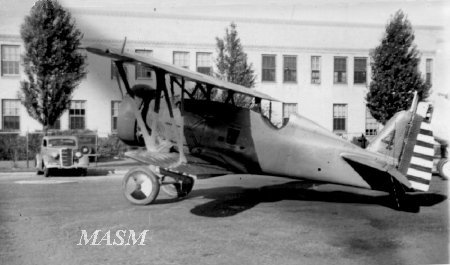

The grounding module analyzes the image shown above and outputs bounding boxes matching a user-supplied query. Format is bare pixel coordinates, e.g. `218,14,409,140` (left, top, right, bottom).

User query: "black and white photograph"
0,0,448,264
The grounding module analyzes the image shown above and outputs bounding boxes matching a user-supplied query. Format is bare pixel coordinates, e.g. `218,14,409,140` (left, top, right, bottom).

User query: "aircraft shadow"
181,181,447,217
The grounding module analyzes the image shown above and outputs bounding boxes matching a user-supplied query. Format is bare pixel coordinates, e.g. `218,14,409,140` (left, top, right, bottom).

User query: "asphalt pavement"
0,170,448,265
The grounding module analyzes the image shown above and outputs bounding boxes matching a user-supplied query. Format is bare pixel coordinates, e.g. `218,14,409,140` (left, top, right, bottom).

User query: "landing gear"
161,175,194,199
122,166,195,205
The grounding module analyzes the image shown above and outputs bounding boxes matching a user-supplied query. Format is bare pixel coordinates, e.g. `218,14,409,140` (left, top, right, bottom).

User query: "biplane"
86,44,435,210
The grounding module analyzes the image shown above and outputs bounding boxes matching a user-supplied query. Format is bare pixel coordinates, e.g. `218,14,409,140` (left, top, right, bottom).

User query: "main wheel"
437,158,449,180
122,167,160,205
161,176,195,199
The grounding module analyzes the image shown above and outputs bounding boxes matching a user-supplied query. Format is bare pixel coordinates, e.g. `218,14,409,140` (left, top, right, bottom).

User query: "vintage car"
36,136,90,177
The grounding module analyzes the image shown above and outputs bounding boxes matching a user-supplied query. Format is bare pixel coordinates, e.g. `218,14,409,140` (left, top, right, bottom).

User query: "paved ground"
0,170,448,265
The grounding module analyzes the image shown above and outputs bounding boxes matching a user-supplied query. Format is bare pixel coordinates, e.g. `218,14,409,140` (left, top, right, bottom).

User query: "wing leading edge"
86,45,281,102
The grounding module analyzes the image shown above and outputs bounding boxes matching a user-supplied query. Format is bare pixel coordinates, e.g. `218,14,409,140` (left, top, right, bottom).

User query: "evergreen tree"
215,22,256,106
20,0,86,133
366,10,429,124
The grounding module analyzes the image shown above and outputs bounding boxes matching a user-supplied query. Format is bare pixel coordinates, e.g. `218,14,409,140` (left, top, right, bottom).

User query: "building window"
2,99,20,131
111,61,128,79
69,100,86,130
111,100,120,132
173,52,190,69
262,55,276,82
354,57,367,84
333,104,347,132
48,118,61,130
311,56,321,84
196,52,212,75
135,49,153,79
426,58,432,86
365,108,378,136
334,57,347,84
283,56,297,82
1,45,20,76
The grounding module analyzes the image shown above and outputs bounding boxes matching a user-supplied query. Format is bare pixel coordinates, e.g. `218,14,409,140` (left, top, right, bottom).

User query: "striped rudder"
398,102,434,192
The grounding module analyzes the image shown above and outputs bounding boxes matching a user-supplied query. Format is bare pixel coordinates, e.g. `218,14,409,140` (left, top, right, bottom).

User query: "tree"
215,22,256,106
20,0,86,133
366,10,430,124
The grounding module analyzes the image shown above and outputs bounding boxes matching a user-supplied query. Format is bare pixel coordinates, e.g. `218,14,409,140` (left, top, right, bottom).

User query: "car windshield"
48,139,76,147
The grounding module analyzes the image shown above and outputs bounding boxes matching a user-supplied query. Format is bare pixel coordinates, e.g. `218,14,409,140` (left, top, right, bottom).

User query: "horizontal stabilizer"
341,152,411,191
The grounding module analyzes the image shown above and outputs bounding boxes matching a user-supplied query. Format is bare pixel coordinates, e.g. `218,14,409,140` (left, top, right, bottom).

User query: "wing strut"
147,69,187,165
115,61,153,151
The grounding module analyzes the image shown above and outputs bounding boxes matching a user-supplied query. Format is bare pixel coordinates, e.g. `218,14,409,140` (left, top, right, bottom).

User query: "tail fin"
367,93,434,191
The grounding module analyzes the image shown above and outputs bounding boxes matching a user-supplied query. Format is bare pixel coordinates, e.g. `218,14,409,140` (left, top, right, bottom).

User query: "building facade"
0,9,443,138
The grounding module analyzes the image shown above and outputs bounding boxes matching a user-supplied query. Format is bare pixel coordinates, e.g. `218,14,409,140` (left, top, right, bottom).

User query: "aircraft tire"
437,158,449,180
122,167,160,205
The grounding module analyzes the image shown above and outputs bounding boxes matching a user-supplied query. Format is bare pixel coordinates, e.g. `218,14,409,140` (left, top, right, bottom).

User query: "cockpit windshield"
48,139,76,147
260,100,290,129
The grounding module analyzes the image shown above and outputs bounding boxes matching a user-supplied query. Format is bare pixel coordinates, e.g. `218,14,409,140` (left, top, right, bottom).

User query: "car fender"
36,154,43,169
78,155,90,167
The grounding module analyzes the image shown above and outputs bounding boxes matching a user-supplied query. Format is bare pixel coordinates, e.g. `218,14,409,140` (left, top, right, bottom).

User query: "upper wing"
86,45,281,102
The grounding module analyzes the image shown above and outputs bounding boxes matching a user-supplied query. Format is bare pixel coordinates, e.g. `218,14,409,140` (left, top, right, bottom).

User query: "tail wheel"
122,167,160,205
437,159,449,180
161,176,195,199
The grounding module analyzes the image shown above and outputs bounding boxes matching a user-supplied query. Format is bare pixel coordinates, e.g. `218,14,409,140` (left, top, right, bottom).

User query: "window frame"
173,51,190,69
283,55,297,83
332,103,347,133
333,57,347,84
135,49,153,80
365,108,378,136
69,100,86,130
426,58,433,86
196,52,213,75
111,100,121,133
1,99,20,131
1,45,20,76
262,54,276,82
111,61,129,80
311,56,321,84
354,57,367,85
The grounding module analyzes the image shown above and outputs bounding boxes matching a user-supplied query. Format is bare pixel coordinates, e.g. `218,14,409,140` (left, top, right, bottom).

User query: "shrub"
97,135,128,160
